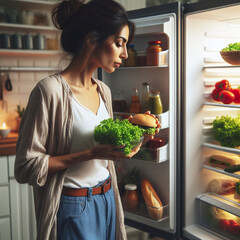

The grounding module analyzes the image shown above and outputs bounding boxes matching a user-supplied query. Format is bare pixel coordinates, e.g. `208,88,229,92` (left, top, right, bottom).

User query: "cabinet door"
8,156,37,240
0,156,8,184
0,218,11,240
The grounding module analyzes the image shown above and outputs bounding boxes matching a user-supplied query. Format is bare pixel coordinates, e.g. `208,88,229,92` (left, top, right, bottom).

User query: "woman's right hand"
90,142,142,161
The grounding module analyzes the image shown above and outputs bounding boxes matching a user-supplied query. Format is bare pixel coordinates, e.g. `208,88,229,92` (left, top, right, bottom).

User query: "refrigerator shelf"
197,193,240,217
202,142,240,155
209,193,240,208
203,164,240,179
113,111,169,130
132,144,169,163
204,101,240,108
118,65,168,69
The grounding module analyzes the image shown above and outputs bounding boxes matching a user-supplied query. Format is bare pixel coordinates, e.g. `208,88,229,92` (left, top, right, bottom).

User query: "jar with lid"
141,82,150,112
149,91,163,114
130,88,141,113
124,44,137,67
123,184,139,212
147,41,162,66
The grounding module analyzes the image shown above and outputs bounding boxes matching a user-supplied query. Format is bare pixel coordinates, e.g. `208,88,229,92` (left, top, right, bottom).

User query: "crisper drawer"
197,193,240,240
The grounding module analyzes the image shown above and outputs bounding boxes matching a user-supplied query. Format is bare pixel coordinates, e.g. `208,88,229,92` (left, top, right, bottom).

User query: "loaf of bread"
141,179,163,220
207,178,236,195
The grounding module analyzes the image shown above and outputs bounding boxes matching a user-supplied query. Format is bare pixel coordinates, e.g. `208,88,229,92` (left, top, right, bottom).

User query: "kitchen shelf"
0,0,58,10
203,164,240,179
0,49,60,57
0,23,57,33
204,101,240,108
113,111,169,129
0,66,60,72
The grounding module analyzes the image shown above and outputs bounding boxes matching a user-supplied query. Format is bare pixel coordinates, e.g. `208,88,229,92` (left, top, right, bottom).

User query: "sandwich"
130,113,158,135
209,154,240,169
207,178,236,195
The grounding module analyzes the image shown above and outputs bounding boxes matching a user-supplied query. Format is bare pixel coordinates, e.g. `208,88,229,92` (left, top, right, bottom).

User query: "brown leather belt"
62,178,111,197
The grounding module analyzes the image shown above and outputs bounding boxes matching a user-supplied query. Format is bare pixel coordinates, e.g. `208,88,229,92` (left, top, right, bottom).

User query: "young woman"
15,0,159,239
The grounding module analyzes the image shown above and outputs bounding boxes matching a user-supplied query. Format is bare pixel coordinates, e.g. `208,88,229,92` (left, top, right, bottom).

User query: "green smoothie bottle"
149,91,163,114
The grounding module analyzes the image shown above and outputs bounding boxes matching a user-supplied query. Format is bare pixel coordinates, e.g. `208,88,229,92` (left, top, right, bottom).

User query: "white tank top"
63,93,110,188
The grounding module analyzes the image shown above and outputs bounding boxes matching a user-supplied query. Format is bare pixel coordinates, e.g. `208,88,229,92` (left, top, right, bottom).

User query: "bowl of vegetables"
94,118,145,156
220,43,240,65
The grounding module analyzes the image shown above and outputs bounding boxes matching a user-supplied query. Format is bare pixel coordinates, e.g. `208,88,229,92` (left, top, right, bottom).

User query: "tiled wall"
0,53,64,130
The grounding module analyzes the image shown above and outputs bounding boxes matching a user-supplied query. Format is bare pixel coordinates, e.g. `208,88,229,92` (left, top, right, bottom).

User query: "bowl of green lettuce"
94,118,144,156
220,43,240,65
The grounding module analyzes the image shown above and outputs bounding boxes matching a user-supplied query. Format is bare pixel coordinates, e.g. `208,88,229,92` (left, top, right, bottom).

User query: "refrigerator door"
100,2,181,239
183,0,240,239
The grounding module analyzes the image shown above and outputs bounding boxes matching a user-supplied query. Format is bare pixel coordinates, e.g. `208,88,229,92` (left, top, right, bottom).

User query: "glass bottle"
147,40,162,66
130,88,141,113
141,82,150,112
124,44,137,67
149,90,163,114
123,184,139,212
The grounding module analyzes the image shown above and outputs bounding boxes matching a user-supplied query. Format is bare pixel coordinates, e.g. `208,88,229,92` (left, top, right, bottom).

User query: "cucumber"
224,164,240,173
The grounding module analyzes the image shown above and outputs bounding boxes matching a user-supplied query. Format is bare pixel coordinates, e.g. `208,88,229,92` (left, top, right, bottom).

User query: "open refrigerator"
99,0,240,239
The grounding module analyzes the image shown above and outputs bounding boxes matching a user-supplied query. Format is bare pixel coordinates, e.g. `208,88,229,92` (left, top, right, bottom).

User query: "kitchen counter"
0,132,18,156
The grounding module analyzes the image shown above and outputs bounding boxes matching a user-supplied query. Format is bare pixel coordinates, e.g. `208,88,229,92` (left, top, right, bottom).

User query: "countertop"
0,132,18,156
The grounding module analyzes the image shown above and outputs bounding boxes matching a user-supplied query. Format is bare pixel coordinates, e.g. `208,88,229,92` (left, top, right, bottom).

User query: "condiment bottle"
124,44,137,67
149,91,163,114
130,88,141,113
147,41,162,66
137,51,147,66
123,184,139,212
141,82,150,112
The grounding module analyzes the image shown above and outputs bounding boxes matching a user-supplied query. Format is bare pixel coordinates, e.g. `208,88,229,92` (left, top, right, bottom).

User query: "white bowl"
0,128,11,138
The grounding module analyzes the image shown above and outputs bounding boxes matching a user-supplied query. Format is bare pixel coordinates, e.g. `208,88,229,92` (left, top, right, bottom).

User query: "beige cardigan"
14,74,127,240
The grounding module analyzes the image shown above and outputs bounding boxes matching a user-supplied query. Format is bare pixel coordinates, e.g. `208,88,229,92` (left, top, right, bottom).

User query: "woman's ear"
85,32,97,50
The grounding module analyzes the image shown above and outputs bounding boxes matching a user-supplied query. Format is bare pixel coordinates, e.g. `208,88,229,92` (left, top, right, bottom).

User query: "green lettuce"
222,42,240,51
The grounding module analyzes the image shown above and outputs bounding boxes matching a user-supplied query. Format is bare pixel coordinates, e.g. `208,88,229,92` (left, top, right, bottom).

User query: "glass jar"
147,40,162,66
149,91,163,114
137,51,147,66
141,82,150,112
130,88,141,113
124,44,137,67
123,184,139,212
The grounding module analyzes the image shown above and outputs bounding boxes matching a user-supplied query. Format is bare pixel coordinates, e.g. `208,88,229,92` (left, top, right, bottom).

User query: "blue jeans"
57,177,116,240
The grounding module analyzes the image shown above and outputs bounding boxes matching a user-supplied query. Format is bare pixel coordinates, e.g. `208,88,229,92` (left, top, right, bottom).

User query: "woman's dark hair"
52,0,135,58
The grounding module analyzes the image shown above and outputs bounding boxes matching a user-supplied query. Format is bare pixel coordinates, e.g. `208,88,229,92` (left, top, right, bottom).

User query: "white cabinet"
0,155,36,240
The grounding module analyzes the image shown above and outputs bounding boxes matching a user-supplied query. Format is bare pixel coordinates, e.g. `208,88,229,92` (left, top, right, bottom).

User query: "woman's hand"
90,143,142,161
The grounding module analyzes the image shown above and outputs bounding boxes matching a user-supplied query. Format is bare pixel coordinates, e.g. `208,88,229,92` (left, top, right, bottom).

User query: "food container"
149,90,163,114
123,184,139,212
197,193,240,240
137,51,147,66
220,51,240,65
147,40,162,66
124,44,137,67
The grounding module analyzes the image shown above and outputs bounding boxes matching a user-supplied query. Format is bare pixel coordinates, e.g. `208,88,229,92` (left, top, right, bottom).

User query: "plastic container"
149,91,163,114
124,44,137,67
147,40,162,66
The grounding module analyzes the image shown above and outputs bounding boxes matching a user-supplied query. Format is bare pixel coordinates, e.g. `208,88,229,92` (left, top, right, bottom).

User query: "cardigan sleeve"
14,84,50,187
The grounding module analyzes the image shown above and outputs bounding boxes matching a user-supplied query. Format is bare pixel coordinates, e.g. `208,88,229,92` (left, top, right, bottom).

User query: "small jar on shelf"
123,184,139,212
149,90,163,114
147,40,162,66
124,44,137,67
130,88,141,113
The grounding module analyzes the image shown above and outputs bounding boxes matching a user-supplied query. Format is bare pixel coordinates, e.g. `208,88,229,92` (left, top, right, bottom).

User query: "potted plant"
16,105,25,132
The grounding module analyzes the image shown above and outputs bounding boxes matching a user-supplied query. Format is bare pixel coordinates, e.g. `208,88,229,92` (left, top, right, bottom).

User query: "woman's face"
91,25,129,73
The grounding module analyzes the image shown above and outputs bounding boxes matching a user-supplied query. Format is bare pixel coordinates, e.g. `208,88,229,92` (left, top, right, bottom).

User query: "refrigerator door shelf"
132,143,169,164
196,193,240,240
113,110,169,130
123,203,169,223
204,101,240,108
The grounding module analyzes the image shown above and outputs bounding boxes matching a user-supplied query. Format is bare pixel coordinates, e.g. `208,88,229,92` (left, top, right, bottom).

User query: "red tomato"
219,219,230,231
147,137,166,148
211,88,221,101
215,79,231,91
219,90,235,104
228,220,240,236
230,88,240,103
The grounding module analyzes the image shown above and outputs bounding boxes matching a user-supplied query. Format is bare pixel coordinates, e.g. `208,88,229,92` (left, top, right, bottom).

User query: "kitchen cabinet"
0,155,36,240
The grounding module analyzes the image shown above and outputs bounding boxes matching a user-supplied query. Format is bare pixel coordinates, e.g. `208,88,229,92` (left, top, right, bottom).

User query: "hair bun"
52,0,85,30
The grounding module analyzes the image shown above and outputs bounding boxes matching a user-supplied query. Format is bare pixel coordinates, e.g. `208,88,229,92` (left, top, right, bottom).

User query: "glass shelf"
204,101,240,108
0,23,57,32
0,49,60,57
